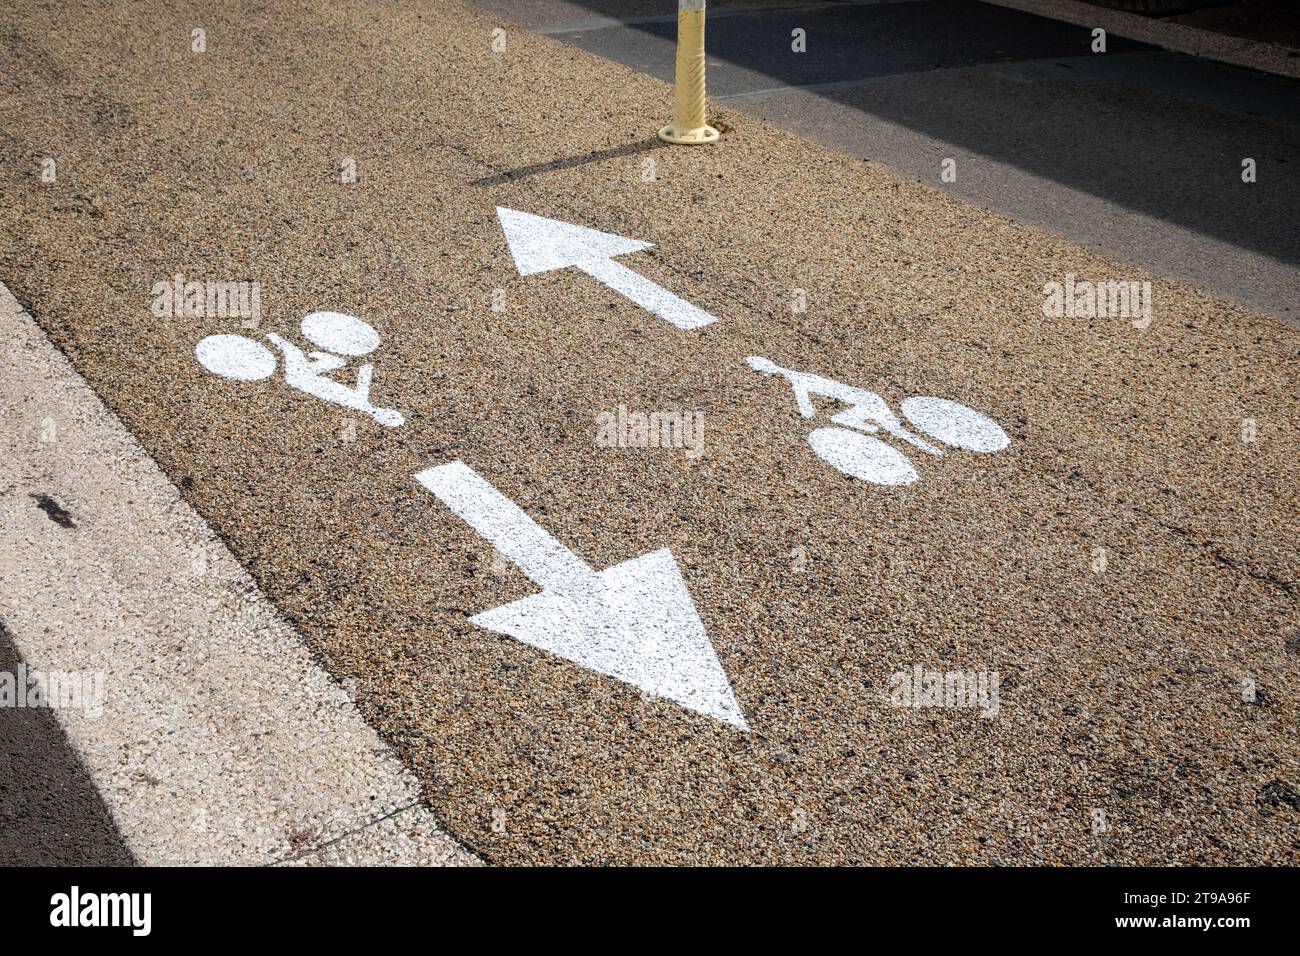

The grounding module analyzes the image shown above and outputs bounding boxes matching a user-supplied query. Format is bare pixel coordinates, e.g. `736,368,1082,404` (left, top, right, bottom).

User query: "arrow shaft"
577,257,716,330
415,461,593,591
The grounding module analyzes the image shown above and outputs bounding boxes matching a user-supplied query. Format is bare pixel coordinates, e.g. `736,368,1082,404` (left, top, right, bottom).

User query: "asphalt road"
1,0,1297,864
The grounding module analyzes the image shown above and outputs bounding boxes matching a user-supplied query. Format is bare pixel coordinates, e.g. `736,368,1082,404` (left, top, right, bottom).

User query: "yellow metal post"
658,0,720,145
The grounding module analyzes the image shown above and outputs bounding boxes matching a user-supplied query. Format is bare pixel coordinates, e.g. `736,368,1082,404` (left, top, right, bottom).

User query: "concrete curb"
0,282,481,867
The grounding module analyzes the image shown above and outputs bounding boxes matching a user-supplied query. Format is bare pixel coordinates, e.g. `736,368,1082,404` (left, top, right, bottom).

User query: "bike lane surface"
1,0,1296,863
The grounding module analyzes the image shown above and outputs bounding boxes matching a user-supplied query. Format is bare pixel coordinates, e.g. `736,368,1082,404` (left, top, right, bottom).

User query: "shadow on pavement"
472,136,667,185
481,0,1300,269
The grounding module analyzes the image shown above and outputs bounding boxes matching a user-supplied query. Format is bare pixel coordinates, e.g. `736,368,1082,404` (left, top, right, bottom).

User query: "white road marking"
415,461,747,729
900,397,1010,452
748,356,1009,484
195,334,276,381
417,461,595,590
0,283,475,865
808,427,920,485
196,312,404,427
496,207,717,330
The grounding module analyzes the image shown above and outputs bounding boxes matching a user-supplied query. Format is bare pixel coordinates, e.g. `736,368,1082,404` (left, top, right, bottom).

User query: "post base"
658,123,720,145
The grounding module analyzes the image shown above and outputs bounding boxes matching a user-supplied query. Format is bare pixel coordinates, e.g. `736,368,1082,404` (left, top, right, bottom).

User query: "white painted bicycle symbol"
747,356,1009,485
195,312,405,428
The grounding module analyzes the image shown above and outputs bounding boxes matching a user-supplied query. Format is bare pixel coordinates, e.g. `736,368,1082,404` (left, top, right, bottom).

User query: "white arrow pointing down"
415,461,747,729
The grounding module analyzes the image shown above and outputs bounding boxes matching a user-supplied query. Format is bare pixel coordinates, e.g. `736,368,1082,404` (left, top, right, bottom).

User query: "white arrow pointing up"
496,207,718,330
415,461,747,729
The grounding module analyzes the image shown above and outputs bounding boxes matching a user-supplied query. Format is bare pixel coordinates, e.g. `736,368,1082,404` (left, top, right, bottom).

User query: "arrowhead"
471,548,748,729
496,207,652,276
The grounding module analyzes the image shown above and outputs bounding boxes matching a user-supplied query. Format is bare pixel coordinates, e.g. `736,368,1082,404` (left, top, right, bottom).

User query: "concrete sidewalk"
0,0,1296,865
0,284,478,866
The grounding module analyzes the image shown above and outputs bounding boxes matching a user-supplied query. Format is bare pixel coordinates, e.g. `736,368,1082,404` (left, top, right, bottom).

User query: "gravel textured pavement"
0,0,1296,864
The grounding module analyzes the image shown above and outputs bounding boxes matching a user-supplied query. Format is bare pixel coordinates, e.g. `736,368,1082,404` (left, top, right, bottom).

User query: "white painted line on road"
0,282,477,866
415,461,747,729
497,207,717,330
417,461,596,590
